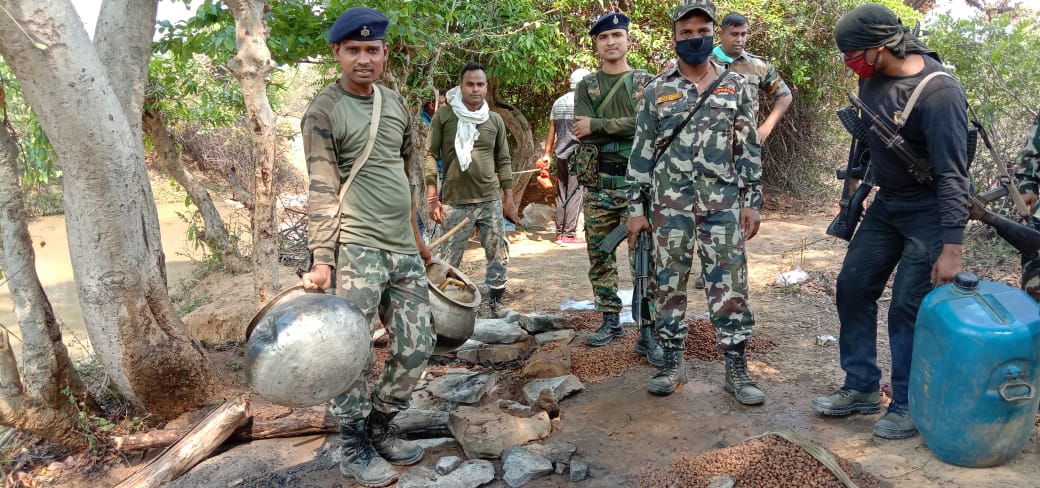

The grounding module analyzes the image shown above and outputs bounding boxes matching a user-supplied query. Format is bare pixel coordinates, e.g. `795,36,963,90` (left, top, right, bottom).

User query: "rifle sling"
653,69,729,162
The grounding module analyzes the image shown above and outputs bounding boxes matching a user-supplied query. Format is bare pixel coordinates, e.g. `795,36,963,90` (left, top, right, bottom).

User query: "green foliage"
926,11,1040,191
2,61,63,212
62,386,113,457
147,54,245,128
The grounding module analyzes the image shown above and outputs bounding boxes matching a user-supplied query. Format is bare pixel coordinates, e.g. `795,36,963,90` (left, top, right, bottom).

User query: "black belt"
598,160,627,177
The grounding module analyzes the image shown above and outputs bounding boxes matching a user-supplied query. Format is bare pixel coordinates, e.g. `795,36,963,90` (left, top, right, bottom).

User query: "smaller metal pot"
426,258,480,353
244,286,369,407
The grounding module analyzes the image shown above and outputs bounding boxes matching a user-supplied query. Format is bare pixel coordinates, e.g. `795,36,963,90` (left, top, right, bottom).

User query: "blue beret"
590,13,630,36
328,7,388,44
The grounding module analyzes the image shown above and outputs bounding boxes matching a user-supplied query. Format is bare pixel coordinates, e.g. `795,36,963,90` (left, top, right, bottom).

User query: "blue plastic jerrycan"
910,272,1040,467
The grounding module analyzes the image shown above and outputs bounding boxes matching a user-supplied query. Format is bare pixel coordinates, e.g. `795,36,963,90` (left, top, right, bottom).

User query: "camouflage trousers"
434,200,508,290
650,204,755,350
329,244,435,424
583,185,633,312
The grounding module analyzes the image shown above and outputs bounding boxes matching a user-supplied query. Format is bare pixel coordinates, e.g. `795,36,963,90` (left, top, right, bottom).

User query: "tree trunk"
142,107,249,272
488,80,538,210
223,0,279,306
0,120,88,448
0,0,217,420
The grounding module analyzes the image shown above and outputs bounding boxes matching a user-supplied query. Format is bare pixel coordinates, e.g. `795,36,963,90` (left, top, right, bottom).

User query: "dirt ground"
28,206,1040,487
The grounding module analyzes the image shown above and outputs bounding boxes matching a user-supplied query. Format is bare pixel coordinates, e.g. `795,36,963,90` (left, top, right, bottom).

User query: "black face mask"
675,36,714,66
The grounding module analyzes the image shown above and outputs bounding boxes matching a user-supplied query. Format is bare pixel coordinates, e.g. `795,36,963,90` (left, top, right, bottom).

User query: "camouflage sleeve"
302,103,341,267
424,108,443,187
626,85,658,218
761,61,792,102
494,115,514,190
734,81,763,210
1014,114,1040,196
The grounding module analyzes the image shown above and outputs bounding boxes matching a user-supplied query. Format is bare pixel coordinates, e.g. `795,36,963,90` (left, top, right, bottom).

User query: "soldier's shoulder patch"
656,92,683,104
712,87,736,96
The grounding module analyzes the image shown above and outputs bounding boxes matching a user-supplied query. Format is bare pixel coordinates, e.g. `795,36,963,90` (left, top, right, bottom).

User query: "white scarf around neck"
446,86,489,172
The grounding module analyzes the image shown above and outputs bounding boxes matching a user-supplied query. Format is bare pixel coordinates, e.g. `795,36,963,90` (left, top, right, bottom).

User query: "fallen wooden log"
114,395,250,488
113,406,337,452
112,406,450,451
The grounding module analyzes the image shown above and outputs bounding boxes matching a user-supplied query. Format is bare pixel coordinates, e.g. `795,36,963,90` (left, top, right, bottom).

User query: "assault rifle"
827,104,874,241
848,91,1040,257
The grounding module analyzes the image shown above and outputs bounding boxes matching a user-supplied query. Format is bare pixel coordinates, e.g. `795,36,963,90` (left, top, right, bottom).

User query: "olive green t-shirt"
574,70,639,147
302,83,416,266
424,106,513,205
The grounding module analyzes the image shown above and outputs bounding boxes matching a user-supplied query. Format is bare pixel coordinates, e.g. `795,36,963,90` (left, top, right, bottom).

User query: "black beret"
328,7,388,44
589,13,630,37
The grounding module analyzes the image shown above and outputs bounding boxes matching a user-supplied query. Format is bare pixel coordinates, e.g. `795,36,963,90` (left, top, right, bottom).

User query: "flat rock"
397,460,497,488
415,437,459,450
502,446,553,487
427,372,497,404
534,329,575,346
518,313,575,333
393,408,451,437
448,400,551,459
457,344,523,365
522,375,584,406
524,442,576,465
472,318,528,344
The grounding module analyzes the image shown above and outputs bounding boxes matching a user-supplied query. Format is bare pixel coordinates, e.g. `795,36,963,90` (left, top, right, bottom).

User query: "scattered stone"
415,437,459,450
569,457,590,482
398,460,496,488
535,389,560,419
518,313,575,333
502,446,553,487
394,408,451,437
472,318,528,344
534,329,575,346
554,462,567,475
524,442,576,465
522,375,584,406
436,455,463,475
707,474,736,488
520,345,571,379
227,479,244,487
427,372,497,404
457,344,524,365
448,400,552,458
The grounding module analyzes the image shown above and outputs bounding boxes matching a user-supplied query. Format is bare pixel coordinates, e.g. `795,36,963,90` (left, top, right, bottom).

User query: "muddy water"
0,201,247,359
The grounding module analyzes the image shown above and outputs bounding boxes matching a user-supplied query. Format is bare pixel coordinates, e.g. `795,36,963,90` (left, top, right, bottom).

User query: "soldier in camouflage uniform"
299,8,434,487
425,62,519,318
1013,111,1040,301
574,12,665,368
627,0,765,403
711,12,793,141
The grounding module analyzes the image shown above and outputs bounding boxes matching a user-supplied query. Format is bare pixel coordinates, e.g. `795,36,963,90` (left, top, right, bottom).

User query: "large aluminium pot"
426,258,480,353
244,286,368,407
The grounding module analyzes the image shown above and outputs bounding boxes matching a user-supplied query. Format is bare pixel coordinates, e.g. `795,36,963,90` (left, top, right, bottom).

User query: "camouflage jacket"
1014,112,1040,197
627,61,762,217
712,50,791,114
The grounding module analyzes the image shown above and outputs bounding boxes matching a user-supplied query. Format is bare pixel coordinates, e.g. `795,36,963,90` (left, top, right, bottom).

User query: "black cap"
953,272,979,293
590,13,630,36
328,7,388,44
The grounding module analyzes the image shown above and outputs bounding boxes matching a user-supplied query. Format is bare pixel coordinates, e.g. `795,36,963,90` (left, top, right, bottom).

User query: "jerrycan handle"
998,367,1035,402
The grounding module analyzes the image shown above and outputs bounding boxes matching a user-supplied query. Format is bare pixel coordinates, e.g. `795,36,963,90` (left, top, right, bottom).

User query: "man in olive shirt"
426,62,519,317
299,8,433,487
573,12,665,368
711,12,793,141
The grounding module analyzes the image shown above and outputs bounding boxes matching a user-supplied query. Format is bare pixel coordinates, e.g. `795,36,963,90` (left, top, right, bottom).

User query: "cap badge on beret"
613,15,619,24
361,26,370,38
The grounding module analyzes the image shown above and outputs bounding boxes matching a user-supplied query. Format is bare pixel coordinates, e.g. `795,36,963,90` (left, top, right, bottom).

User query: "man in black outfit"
811,3,970,440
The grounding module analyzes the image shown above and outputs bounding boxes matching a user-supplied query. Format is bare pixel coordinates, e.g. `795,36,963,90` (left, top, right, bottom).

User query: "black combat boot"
367,410,424,466
647,346,687,395
634,323,666,367
724,342,765,405
584,311,624,346
339,418,398,487
488,287,514,318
